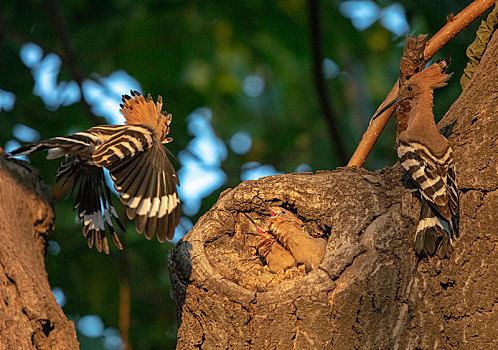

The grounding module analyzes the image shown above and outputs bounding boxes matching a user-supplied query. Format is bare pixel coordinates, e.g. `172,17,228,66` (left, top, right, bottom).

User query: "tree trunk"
168,32,498,349
0,157,79,349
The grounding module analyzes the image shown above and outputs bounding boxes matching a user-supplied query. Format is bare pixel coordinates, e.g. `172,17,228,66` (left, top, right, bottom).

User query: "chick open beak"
270,208,279,218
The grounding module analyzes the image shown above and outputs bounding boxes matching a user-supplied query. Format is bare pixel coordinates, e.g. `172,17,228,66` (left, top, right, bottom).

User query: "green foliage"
0,1,481,348
461,3,498,88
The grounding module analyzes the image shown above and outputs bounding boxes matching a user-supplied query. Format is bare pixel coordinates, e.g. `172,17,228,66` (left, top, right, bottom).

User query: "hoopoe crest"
120,91,173,142
11,91,181,254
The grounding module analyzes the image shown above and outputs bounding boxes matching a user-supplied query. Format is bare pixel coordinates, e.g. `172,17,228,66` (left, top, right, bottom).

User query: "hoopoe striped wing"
89,125,155,165
11,132,126,253
398,142,455,227
89,123,181,241
57,156,124,254
398,140,459,256
10,133,97,159
100,141,181,242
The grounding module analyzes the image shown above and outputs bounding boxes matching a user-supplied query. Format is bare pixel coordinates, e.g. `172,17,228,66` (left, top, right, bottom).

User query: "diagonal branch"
347,0,496,168
44,0,102,125
308,0,348,165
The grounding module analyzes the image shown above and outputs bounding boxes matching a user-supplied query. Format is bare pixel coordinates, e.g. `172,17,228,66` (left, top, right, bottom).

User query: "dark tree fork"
11,91,181,253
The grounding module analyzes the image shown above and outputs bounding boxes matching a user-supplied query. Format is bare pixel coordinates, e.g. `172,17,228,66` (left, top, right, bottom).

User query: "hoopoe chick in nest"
244,213,296,274
268,207,327,271
373,58,460,258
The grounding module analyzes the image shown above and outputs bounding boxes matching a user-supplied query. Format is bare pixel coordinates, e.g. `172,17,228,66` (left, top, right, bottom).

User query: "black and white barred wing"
109,145,180,242
9,132,97,158
92,126,181,242
398,144,448,211
398,142,458,239
56,156,124,254
10,131,126,254
89,125,154,162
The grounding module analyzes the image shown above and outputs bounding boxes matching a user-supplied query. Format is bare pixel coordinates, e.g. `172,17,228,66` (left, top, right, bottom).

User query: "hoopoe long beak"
371,96,409,121
243,212,268,235
245,231,260,236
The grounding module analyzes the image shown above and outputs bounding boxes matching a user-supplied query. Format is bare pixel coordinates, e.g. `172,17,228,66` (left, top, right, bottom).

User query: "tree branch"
347,0,496,168
44,0,103,125
308,0,348,165
424,0,497,60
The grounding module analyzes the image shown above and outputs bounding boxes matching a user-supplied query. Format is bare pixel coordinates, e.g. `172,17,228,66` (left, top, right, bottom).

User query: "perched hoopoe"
373,59,459,257
10,91,181,254
243,213,297,273
268,207,327,270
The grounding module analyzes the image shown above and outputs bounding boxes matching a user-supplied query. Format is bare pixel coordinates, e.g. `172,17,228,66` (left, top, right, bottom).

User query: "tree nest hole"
204,202,330,292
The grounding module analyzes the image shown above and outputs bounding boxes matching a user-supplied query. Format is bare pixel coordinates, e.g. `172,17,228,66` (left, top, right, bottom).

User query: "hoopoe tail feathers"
447,161,460,239
414,199,453,258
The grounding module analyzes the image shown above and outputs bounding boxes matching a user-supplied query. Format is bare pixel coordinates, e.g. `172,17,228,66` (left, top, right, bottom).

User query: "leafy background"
0,0,483,349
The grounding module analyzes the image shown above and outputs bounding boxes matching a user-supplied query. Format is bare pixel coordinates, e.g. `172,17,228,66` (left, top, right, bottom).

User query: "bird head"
268,207,303,228
401,58,453,97
372,58,452,121
270,207,280,218
243,212,271,236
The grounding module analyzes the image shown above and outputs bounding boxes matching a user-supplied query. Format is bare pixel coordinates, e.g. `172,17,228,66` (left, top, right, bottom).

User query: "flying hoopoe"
373,59,459,257
10,91,181,254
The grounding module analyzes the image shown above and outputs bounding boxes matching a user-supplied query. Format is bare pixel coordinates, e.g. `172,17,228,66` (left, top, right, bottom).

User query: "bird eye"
281,210,285,214
407,86,413,91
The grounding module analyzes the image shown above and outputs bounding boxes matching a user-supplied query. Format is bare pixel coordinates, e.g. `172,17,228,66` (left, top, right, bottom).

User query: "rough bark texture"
169,31,498,350
0,157,79,349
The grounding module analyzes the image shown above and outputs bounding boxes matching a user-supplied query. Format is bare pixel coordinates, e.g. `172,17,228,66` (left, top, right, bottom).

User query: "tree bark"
169,32,498,349
0,157,79,349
